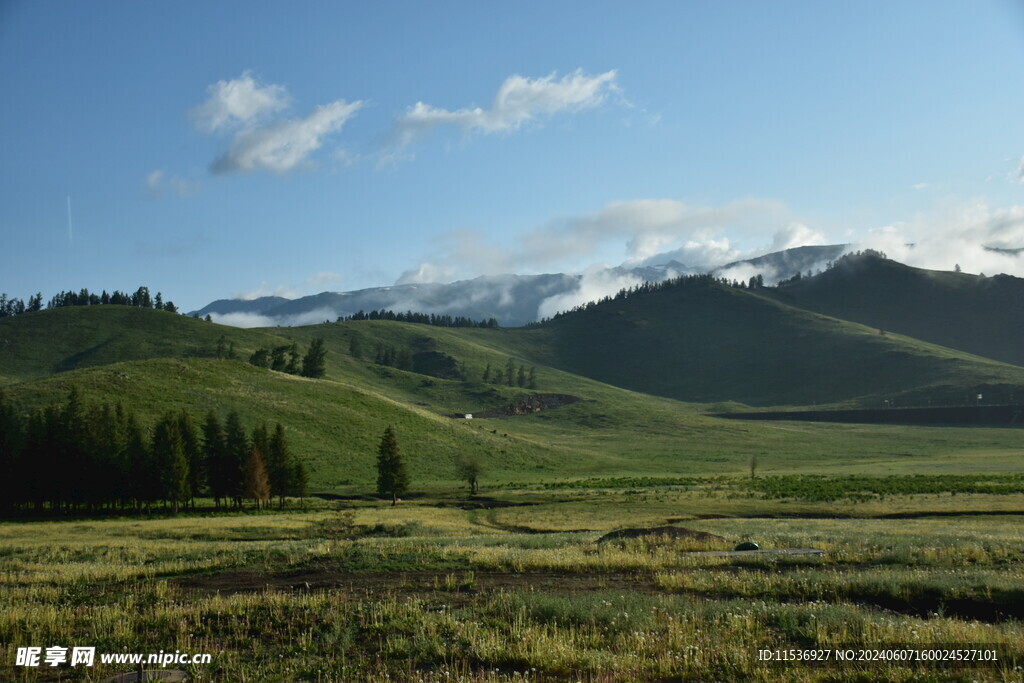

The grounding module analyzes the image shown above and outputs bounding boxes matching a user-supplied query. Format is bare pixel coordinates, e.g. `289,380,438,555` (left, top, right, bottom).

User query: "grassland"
3,303,1024,680
2,483,1023,681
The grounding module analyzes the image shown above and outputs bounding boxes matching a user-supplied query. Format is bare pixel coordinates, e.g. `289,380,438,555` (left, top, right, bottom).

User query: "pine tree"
375,426,409,505
151,414,190,514
482,363,492,383
517,365,526,388
301,338,327,378
249,348,270,368
125,414,154,513
527,366,537,390
289,460,309,502
270,346,288,372
0,389,23,515
266,423,293,508
202,412,229,509
285,343,301,374
244,448,271,510
505,358,515,387
224,411,249,508
178,412,202,509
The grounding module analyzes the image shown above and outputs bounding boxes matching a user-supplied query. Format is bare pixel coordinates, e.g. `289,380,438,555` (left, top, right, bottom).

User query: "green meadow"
2,301,1024,680
2,488,1023,681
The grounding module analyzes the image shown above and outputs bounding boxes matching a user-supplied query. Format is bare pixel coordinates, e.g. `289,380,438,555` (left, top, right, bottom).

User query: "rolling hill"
766,252,1024,367
4,280,1024,492
494,275,1024,407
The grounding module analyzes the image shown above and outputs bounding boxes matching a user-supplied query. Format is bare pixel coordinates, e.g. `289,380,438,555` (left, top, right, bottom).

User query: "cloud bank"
211,307,338,329
851,202,1024,276
398,197,801,285
536,265,642,320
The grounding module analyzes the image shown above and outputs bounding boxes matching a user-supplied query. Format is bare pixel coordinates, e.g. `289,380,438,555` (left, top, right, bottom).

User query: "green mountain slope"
496,276,1024,407
766,252,1024,367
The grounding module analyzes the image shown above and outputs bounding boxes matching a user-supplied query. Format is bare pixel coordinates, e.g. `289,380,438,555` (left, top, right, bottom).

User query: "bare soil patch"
450,393,581,419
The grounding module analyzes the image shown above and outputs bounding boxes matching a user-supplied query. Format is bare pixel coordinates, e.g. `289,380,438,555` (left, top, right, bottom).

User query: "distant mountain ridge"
192,245,846,327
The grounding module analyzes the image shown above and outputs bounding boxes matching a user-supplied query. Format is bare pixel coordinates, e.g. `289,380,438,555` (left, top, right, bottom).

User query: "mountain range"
192,245,848,327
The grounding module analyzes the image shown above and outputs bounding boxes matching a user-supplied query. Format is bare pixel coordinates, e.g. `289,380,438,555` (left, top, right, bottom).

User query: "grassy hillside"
0,306,284,384
3,356,597,489
767,252,1024,367
3,306,1024,493
495,276,1024,407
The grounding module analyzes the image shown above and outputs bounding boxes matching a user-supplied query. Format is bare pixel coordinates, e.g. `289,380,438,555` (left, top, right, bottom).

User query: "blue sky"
2,0,1024,312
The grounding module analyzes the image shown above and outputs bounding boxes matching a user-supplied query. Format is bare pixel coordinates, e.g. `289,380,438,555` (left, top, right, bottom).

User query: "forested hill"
765,252,1024,367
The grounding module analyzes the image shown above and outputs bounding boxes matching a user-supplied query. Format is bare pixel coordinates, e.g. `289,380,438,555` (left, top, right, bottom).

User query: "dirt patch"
450,393,581,419
597,525,727,544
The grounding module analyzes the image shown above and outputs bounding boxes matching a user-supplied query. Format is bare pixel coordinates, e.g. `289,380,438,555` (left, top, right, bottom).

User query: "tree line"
340,309,499,328
248,338,327,378
0,286,180,318
0,388,308,517
483,359,536,388
539,273,768,323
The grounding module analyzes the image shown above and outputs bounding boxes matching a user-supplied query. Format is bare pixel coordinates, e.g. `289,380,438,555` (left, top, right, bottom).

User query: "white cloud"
211,307,338,329
537,265,642,320
715,261,766,286
189,71,290,133
654,238,742,268
913,182,929,190
769,222,826,251
850,201,1024,276
190,71,363,175
551,197,790,266
144,169,200,198
395,262,457,285
399,197,796,285
210,99,363,174
393,69,619,145
235,283,301,300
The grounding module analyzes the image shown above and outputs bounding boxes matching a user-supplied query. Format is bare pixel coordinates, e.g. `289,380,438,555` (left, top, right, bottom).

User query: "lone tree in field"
456,455,482,495
375,426,409,505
